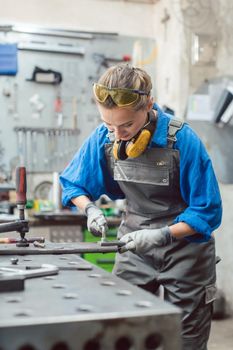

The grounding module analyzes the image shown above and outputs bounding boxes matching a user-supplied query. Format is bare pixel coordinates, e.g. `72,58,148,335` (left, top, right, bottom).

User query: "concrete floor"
209,317,233,350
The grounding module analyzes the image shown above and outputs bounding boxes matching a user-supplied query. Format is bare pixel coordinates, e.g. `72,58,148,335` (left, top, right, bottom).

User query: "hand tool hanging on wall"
16,128,25,166
31,130,38,171
26,66,62,85
72,96,78,129
14,127,80,172
29,93,45,119
92,53,131,75
0,138,5,174
44,130,50,169
8,82,19,120
54,86,63,127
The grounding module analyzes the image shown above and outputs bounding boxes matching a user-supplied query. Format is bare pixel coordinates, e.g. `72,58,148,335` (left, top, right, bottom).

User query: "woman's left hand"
119,226,173,254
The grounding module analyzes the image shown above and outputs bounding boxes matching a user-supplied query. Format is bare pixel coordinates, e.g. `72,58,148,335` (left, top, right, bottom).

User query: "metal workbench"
0,242,182,350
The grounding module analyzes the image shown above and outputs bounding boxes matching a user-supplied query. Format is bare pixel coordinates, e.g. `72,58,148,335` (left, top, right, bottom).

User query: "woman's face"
97,101,153,141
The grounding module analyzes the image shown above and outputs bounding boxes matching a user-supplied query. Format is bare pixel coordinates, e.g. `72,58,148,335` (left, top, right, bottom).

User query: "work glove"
85,202,108,237
119,226,173,255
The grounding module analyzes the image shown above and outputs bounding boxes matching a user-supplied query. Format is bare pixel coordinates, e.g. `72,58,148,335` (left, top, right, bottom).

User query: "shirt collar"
151,103,169,147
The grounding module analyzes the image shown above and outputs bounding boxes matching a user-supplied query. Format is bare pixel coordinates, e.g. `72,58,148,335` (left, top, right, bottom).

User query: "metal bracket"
0,264,59,279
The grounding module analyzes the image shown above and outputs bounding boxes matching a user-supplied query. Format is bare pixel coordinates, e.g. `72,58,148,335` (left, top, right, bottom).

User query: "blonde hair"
97,63,152,111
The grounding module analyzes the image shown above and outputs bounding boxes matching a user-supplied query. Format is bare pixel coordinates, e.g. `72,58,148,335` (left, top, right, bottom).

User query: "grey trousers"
113,237,216,350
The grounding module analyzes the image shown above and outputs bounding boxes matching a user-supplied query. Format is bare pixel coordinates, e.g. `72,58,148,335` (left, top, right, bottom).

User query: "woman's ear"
146,96,154,111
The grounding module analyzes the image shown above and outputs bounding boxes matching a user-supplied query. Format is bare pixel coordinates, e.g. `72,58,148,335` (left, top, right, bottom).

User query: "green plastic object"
101,207,115,217
26,200,34,209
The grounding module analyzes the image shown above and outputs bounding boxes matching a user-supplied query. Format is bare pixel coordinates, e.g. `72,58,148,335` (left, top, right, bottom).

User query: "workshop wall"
0,30,156,175
0,0,155,38
150,0,233,116
150,0,233,314
150,1,187,118
215,185,233,316
0,0,157,177
173,0,233,314
181,0,233,313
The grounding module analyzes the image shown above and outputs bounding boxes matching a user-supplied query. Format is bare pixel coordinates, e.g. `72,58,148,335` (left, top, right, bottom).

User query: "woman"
60,64,222,349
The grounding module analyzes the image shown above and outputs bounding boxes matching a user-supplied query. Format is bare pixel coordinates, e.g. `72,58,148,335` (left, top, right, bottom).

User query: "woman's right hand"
85,203,108,237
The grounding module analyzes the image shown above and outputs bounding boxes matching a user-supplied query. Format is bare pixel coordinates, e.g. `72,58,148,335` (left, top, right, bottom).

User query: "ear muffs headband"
113,110,156,160
113,140,128,160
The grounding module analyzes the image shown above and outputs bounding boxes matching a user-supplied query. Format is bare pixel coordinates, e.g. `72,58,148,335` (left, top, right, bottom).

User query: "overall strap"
167,118,184,148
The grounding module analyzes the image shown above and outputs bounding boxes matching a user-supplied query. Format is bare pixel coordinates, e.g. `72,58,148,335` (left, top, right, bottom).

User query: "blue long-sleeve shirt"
60,104,222,241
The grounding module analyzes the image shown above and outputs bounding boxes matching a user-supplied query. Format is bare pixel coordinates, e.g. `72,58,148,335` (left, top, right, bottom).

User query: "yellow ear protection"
113,110,156,160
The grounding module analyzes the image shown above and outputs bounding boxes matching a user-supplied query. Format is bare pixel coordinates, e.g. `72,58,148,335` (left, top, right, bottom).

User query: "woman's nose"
114,127,123,139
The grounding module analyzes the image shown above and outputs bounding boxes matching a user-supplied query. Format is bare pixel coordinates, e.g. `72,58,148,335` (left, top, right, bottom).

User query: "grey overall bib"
105,118,217,350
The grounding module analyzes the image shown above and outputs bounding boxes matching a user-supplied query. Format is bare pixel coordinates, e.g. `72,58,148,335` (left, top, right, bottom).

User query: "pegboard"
0,27,157,174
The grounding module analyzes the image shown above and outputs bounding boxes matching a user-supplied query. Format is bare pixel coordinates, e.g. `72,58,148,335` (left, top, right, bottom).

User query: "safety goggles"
93,83,149,107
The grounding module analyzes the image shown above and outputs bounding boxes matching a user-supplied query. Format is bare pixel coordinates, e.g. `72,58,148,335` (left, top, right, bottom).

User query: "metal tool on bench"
99,239,125,248
98,224,125,248
0,263,59,292
0,241,123,255
0,166,30,247
0,264,58,277
0,166,124,253
0,237,45,244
